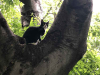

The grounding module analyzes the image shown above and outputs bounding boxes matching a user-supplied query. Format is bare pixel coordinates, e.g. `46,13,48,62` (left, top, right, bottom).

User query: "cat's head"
40,19,49,29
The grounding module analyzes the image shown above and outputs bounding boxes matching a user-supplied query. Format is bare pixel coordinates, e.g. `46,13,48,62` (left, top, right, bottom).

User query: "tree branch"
0,12,14,36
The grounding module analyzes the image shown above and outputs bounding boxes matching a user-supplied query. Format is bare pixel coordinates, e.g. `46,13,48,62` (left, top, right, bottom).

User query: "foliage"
0,0,23,36
69,13,100,75
42,0,62,21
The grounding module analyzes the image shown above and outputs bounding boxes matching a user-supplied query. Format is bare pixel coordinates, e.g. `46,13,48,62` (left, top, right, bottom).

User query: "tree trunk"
0,0,92,75
20,0,43,27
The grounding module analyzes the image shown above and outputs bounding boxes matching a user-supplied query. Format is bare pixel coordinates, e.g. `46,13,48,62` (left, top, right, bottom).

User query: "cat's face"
43,22,49,29
41,20,49,29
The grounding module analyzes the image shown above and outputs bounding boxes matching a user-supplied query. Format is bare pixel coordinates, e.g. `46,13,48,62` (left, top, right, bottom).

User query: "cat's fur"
23,20,49,44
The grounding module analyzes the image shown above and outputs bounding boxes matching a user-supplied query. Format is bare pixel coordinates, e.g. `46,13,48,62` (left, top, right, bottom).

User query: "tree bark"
0,0,92,75
20,0,43,27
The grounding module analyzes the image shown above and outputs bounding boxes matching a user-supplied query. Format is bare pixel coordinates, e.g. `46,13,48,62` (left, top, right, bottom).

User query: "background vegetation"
0,0,100,74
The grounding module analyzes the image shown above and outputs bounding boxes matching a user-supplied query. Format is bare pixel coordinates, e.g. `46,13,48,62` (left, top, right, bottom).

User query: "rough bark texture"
20,0,43,27
0,0,92,75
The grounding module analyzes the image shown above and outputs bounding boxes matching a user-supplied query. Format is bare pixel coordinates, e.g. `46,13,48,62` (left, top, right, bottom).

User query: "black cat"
23,19,49,45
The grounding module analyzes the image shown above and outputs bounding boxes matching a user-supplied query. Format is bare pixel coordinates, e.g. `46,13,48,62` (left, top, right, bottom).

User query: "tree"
20,0,43,27
0,0,92,75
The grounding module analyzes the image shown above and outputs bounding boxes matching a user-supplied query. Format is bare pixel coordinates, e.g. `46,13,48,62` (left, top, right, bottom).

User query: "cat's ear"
40,19,43,26
47,21,49,24
41,19,43,23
